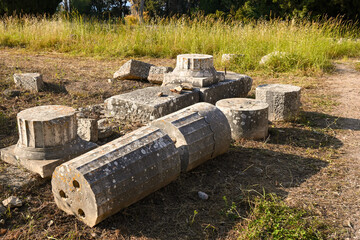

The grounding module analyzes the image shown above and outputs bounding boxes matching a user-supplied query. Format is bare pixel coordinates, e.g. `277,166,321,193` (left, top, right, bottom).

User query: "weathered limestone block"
0,105,97,177
52,125,180,227
216,98,269,140
77,118,98,142
148,66,173,84
198,71,253,104
151,102,231,172
259,51,287,65
256,84,301,121
13,73,44,92
104,86,200,123
97,119,114,139
113,60,154,80
162,54,224,87
221,54,244,63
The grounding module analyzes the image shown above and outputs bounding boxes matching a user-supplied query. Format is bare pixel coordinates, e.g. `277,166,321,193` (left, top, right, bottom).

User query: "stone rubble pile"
0,53,302,227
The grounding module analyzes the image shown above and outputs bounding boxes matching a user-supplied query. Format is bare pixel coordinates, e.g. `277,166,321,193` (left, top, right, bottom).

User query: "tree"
0,0,62,15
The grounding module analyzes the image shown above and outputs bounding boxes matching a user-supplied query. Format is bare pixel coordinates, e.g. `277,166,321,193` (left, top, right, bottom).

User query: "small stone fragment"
13,73,44,92
180,83,193,90
47,220,54,227
2,196,22,208
170,86,183,94
107,79,114,83
2,89,21,98
97,119,113,139
157,92,164,97
198,191,209,200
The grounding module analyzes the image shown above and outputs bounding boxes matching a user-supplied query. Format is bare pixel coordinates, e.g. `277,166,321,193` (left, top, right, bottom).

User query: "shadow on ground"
268,127,343,149
43,82,68,94
92,146,329,239
298,111,360,131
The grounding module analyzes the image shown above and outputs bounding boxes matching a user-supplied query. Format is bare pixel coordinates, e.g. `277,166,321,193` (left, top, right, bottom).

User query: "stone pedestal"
162,54,224,87
0,105,97,177
256,84,301,121
151,103,231,172
52,126,180,227
216,98,269,140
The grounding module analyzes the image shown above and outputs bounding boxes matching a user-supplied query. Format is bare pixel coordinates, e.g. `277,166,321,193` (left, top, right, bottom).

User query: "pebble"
198,191,209,200
2,196,22,208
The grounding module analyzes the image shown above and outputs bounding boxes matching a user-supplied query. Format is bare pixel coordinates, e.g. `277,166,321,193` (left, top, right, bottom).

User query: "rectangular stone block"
148,66,173,84
104,86,200,123
113,60,154,80
13,73,44,92
198,72,253,105
77,118,98,142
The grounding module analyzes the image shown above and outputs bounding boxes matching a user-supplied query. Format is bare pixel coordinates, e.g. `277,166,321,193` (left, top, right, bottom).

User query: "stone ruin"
105,54,253,123
0,105,97,178
0,53,302,227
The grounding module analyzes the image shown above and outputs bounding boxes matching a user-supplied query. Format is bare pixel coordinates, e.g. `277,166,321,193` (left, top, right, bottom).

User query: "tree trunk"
139,0,145,23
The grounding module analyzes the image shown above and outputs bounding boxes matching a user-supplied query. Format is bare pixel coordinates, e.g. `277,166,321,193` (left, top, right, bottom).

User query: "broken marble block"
52,125,180,227
104,86,200,123
148,66,173,84
77,118,98,142
216,98,269,140
113,60,154,80
0,105,97,178
256,84,301,121
151,102,231,172
198,71,253,104
162,54,224,87
13,73,44,92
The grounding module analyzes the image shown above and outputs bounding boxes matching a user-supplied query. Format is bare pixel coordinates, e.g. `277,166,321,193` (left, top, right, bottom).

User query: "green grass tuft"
238,194,329,239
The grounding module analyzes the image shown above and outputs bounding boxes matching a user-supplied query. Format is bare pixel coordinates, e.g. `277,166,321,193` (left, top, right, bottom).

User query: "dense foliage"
0,0,359,20
0,0,62,15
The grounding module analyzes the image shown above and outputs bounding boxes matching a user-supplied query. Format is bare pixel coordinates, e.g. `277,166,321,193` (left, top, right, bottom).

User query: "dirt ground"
0,49,359,239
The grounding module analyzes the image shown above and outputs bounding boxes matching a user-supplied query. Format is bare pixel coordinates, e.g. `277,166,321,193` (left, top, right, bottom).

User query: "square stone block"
104,86,200,123
13,73,44,92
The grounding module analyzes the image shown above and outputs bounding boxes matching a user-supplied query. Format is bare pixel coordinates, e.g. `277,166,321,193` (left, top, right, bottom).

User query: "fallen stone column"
216,98,269,140
52,125,180,227
0,105,97,177
256,84,301,121
151,102,231,172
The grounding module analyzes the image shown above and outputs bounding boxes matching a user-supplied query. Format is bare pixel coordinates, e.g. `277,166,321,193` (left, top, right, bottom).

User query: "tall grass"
1,14,360,73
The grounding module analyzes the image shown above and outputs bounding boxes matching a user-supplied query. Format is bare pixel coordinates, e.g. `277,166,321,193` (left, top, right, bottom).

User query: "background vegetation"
1,14,359,74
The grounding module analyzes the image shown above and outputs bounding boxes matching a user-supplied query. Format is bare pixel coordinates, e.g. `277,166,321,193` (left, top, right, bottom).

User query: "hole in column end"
59,190,67,198
73,180,80,189
78,209,85,218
